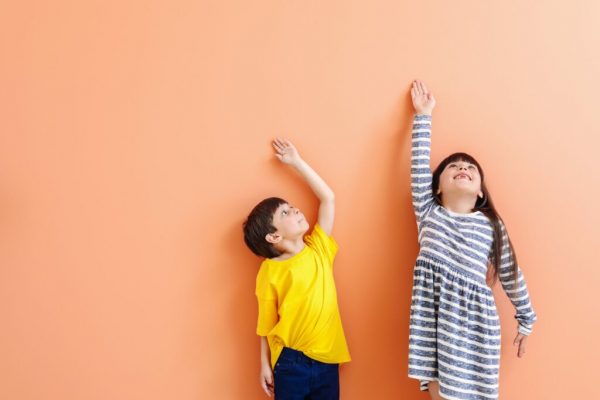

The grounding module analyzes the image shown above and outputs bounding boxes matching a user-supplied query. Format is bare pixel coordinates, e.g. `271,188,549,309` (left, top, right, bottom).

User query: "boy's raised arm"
272,138,335,235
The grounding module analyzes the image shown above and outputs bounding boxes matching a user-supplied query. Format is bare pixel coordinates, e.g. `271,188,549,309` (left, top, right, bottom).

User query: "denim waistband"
278,347,332,365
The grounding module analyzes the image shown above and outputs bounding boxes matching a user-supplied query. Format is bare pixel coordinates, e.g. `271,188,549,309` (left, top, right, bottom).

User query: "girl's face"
437,160,482,198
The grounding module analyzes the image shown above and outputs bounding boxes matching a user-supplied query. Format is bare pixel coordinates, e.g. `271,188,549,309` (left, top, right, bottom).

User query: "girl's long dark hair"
431,153,518,286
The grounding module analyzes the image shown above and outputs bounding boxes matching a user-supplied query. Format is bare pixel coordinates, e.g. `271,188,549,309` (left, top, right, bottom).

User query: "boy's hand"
410,79,436,115
260,363,274,397
272,138,302,166
513,332,528,358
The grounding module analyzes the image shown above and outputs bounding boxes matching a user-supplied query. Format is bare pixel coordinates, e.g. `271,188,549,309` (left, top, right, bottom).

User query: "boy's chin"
301,222,310,234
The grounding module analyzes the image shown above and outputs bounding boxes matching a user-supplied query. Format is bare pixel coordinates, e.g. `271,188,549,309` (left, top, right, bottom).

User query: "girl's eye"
448,164,456,168
282,211,288,215
468,165,476,170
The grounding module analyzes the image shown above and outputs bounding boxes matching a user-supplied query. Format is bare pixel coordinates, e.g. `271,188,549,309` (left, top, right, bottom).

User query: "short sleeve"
255,265,278,336
304,224,339,267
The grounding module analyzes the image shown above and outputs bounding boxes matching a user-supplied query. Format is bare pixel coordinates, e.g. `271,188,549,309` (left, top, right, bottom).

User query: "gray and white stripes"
407,114,536,399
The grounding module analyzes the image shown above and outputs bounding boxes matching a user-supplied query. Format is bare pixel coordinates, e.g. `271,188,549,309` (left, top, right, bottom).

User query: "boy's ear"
265,232,282,244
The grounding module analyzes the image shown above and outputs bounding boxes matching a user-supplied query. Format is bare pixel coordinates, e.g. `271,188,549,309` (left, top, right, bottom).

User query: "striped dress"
408,114,537,400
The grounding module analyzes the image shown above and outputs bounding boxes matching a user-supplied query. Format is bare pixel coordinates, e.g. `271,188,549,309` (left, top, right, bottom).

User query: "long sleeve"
411,114,436,231
498,223,537,335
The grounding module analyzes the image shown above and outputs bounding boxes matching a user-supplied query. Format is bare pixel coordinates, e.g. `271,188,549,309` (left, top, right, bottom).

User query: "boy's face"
271,203,309,240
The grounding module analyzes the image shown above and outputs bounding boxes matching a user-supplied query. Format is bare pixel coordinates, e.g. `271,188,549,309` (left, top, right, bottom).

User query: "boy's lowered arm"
259,336,274,397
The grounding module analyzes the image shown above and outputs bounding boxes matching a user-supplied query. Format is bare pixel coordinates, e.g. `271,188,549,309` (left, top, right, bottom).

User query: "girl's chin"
445,185,479,193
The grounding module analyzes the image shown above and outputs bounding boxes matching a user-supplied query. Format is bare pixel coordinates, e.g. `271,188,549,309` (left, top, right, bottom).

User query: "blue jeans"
274,347,340,400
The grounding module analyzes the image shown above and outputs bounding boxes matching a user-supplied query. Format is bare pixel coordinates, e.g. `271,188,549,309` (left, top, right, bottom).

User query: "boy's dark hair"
243,197,288,258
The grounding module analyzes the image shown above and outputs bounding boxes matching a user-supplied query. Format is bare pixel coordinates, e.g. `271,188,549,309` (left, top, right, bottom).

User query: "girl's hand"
514,332,528,358
410,80,436,115
272,138,302,166
260,364,274,397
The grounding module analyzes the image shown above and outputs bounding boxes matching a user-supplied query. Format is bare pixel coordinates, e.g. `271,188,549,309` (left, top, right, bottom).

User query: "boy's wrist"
290,158,306,169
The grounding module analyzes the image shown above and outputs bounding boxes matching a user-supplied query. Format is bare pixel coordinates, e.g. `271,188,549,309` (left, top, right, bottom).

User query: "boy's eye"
468,165,476,170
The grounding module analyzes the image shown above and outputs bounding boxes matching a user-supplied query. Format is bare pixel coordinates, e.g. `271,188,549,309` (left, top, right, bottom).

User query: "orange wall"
1,1,599,399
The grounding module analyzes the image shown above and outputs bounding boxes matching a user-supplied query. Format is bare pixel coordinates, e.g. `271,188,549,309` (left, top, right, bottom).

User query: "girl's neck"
442,193,478,215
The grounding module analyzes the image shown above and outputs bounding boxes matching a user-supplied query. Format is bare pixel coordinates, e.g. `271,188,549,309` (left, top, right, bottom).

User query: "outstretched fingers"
419,80,428,95
412,80,421,96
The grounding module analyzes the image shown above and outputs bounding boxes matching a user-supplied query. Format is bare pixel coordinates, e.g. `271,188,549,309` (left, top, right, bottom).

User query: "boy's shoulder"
305,224,337,250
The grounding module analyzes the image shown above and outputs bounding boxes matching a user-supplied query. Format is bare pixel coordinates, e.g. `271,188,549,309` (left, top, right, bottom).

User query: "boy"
243,138,351,399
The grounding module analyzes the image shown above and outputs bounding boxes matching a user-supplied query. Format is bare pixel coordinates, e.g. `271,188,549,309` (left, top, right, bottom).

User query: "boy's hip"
274,347,340,400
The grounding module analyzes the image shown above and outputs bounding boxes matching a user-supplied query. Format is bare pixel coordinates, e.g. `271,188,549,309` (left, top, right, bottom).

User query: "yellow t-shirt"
255,224,351,368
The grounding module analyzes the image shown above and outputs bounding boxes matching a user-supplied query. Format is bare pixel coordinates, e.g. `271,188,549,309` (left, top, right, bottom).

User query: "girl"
407,80,537,400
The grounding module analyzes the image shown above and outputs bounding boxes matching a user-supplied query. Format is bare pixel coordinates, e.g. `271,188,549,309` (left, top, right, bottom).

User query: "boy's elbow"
323,192,335,204
318,193,335,211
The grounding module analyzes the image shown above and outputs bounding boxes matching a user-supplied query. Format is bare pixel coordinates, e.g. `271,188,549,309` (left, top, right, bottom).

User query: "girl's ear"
478,191,484,198
265,232,281,244
436,188,441,195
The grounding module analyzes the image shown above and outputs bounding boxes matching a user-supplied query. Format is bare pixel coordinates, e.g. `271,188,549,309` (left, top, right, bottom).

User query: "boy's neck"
273,238,306,260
